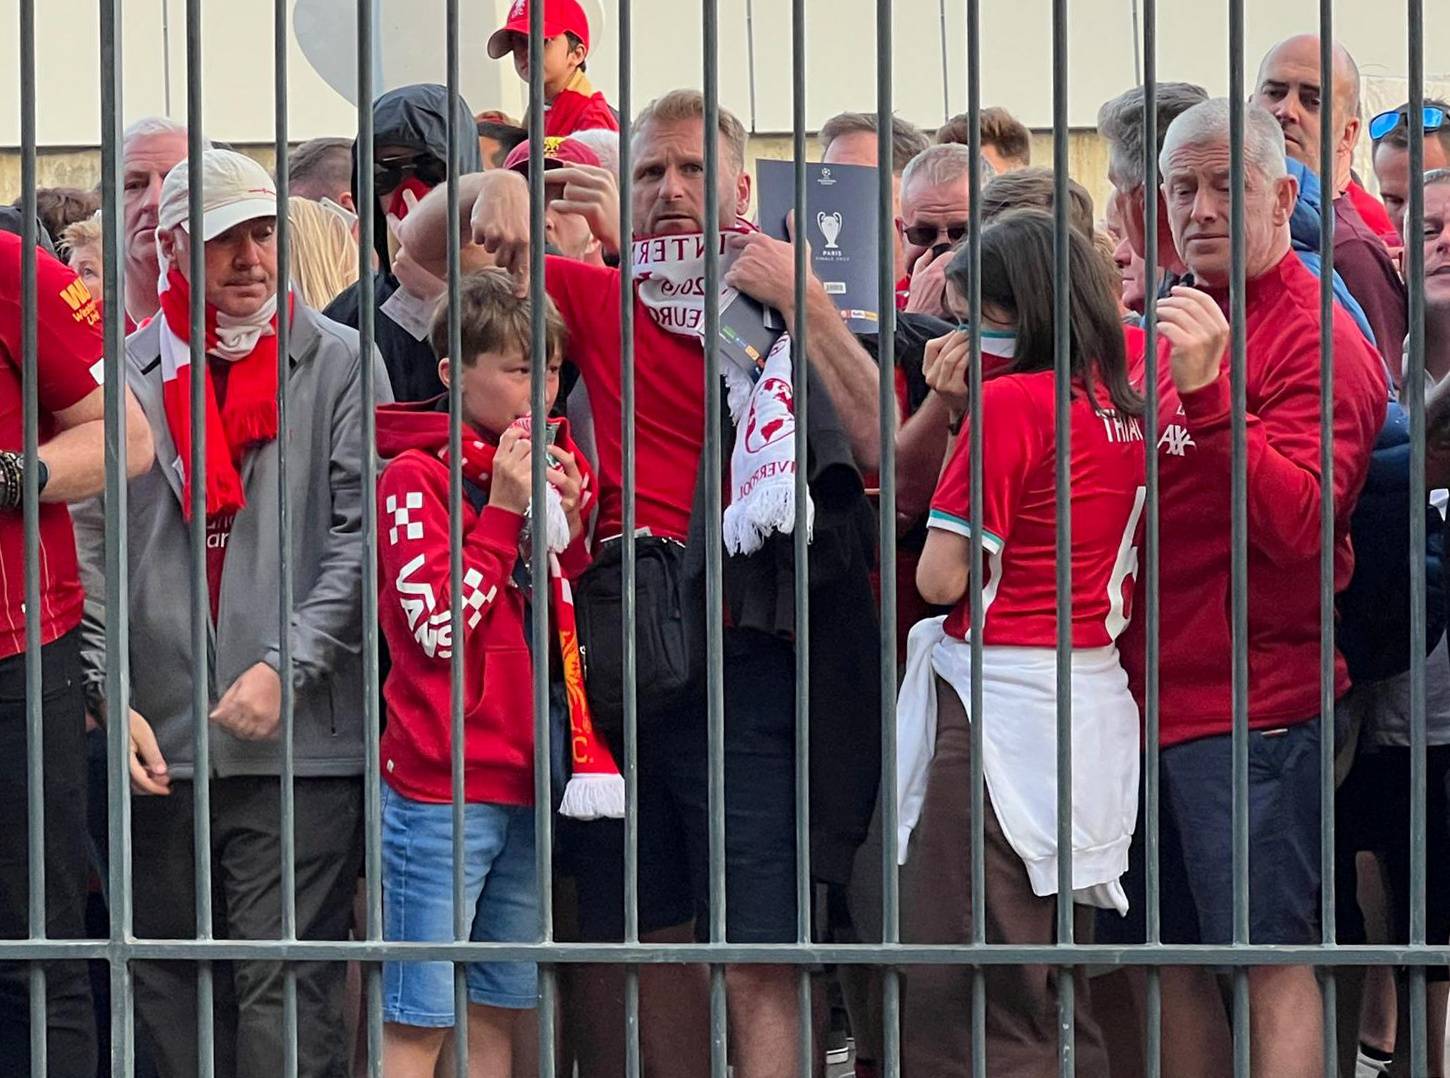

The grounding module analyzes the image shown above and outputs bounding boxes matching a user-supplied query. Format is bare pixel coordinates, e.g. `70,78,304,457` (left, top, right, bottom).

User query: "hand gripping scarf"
630,227,813,555
441,417,624,821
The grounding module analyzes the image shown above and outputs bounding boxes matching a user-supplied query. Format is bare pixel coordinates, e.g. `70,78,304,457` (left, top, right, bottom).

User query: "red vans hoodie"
375,397,591,804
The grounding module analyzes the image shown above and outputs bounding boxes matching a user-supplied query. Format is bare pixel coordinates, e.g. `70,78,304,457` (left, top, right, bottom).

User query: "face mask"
385,176,436,222
955,323,1017,358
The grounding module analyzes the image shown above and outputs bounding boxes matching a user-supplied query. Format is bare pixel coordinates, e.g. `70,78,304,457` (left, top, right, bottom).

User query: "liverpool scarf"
631,227,813,555
443,417,625,821
156,267,285,521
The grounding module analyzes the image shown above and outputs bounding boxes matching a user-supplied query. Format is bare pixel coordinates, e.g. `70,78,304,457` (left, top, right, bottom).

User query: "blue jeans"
380,783,539,1025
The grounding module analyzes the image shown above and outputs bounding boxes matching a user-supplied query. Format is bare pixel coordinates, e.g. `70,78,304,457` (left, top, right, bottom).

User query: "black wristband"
35,457,48,496
0,452,21,510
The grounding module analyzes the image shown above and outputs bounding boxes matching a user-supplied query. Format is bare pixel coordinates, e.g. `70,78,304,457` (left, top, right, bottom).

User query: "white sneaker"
1355,1048,1393,1077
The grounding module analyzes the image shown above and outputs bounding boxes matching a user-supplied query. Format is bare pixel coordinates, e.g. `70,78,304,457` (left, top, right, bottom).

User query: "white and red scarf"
442,418,624,821
630,227,813,555
156,267,287,520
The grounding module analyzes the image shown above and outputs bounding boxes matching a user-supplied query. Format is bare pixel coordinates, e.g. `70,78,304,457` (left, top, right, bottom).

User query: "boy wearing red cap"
487,0,620,138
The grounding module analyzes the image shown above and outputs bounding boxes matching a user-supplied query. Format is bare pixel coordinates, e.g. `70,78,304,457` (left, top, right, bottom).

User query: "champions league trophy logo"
816,210,843,251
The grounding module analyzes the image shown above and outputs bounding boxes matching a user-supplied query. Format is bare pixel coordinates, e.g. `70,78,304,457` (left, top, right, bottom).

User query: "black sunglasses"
374,155,448,194
904,222,969,247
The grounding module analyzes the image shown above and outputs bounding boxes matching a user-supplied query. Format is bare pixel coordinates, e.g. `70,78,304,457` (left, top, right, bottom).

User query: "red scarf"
441,417,624,820
157,268,285,521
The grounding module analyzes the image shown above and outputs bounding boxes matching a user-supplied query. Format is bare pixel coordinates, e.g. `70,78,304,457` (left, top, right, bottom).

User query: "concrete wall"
2,0,1445,147
0,130,1118,231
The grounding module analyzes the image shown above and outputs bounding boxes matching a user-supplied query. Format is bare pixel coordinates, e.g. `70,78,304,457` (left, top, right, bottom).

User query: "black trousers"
0,628,98,1077
130,775,362,1078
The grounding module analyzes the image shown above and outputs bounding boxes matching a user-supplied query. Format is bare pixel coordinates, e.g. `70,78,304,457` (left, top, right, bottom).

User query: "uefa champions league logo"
816,210,843,250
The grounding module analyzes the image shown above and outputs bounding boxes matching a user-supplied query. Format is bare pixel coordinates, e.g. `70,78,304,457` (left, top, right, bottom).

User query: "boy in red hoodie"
375,269,601,1076
486,0,619,138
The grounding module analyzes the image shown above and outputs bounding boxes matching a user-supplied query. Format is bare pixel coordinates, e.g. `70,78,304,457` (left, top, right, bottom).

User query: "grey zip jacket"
73,300,393,778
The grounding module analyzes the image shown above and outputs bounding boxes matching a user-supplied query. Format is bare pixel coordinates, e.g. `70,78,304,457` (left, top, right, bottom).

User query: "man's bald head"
1252,34,1362,189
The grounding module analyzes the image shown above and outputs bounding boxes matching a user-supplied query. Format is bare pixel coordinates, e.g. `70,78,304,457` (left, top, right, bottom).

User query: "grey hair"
568,128,620,181
901,143,984,198
123,116,209,158
1160,98,1287,183
1428,168,1450,188
1097,82,1209,192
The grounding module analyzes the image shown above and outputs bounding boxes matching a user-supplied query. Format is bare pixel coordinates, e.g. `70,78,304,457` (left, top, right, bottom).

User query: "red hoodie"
1119,253,1386,746
375,398,591,804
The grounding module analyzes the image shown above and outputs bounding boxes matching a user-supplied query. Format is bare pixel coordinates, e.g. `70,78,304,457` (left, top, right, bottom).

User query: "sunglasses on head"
374,155,448,194
1369,106,1448,143
904,222,969,247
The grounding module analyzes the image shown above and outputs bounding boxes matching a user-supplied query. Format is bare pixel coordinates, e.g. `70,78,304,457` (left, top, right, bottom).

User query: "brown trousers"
899,677,1110,1078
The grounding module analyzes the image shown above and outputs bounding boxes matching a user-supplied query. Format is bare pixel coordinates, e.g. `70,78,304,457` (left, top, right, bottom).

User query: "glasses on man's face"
904,221,969,248
1369,106,1448,143
374,155,448,195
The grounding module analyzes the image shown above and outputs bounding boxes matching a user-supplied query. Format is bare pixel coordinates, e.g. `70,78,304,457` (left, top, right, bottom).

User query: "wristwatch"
35,457,48,496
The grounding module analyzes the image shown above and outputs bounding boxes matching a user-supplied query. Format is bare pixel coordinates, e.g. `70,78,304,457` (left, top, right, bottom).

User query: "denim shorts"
1098,719,1323,947
381,782,539,1025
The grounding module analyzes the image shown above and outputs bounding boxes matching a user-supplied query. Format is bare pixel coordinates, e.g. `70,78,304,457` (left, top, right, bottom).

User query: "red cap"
487,0,591,60
503,136,602,175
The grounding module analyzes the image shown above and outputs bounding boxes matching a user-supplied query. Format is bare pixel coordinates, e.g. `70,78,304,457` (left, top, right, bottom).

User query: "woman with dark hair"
895,209,1146,1076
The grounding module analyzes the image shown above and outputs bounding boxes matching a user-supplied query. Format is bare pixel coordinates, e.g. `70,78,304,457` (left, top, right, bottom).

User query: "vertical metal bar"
1315,15,1338,1075
99,0,136,1066
790,0,811,1069
702,0,726,948
1227,0,1250,1073
964,1,986,1074
937,0,950,122
444,0,470,1067
525,0,559,1071
703,0,728,1064
184,0,216,1070
17,0,50,1065
273,0,299,1068
1405,1,1429,1072
1139,3,1163,1074
617,0,642,1068
1049,2,1074,1072
710,965,728,1076
354,0,384,1064
875,0,900,1070
744,0,758,136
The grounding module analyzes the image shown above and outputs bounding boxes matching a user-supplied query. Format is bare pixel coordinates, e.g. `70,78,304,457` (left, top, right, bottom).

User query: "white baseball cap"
158,149,279,241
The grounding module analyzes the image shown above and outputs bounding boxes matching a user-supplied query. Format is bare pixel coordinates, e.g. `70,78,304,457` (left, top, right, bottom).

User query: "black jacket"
323,83,480,403
685,361,883,886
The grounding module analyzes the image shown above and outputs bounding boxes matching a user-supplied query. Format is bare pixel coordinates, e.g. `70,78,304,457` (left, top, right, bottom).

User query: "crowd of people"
3,0,1450,1073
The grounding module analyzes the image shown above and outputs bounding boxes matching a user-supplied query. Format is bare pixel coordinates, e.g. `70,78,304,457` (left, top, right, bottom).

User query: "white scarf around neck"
631,230,813,555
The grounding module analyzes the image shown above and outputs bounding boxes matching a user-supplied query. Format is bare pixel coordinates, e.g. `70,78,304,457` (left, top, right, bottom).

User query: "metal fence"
6,0,1442,1073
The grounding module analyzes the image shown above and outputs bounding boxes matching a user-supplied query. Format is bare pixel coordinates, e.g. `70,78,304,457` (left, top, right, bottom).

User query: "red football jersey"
929,370,1147,648
0,232,103,658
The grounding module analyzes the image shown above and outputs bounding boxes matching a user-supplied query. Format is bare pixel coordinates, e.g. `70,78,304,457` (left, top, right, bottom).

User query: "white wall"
1,0,1445,146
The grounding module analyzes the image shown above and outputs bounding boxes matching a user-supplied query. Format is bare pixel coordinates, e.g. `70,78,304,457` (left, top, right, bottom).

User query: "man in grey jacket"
73,149,392,1077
